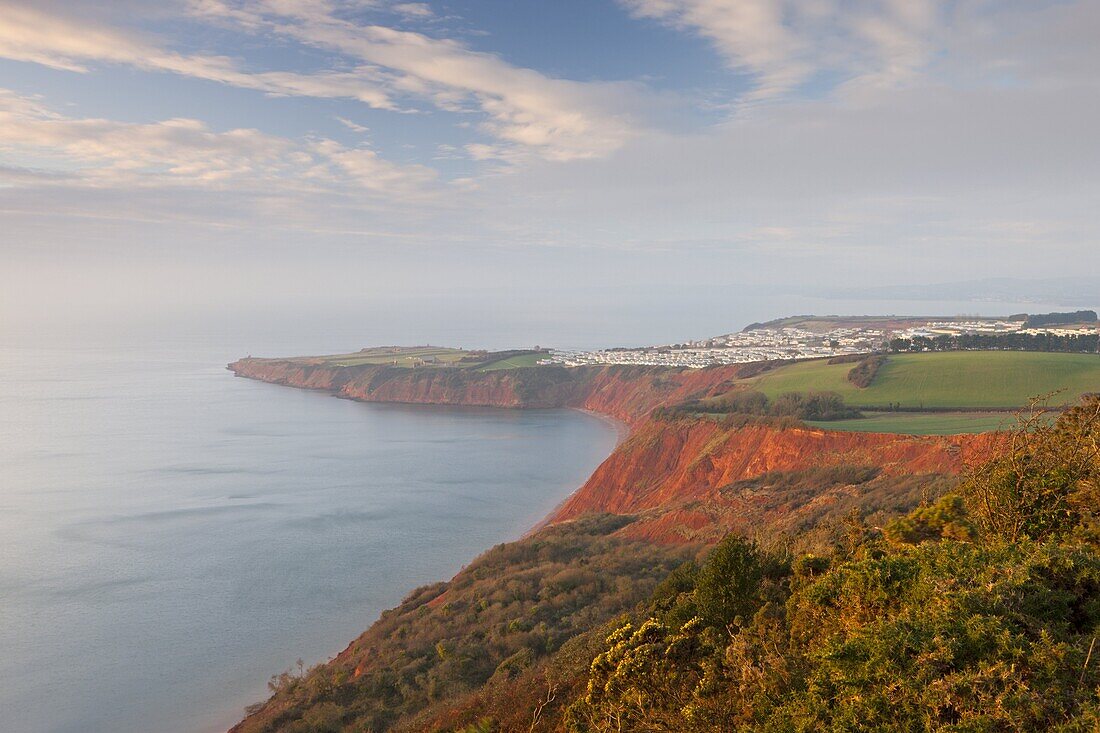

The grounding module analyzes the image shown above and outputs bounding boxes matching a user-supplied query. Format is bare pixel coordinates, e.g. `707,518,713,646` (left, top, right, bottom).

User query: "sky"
1,0,1098,347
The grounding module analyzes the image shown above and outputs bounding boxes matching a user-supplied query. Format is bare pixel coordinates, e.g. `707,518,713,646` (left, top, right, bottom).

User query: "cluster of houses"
545,326,876,368
542,317,1100,369
893,319,1099,339
892,319,1023,339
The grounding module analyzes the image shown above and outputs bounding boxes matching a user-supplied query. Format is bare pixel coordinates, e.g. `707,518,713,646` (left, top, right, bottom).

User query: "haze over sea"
1,295,1083,733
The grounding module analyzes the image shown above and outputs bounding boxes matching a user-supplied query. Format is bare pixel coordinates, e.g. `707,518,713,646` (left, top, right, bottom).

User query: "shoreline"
524,407,631,538
571,406,631,444
225,358,643,546
224,376,624,733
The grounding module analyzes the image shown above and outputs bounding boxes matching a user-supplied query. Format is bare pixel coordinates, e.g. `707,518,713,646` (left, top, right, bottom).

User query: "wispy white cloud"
0,1,400,108
336,116,370,133
0,90,287,184
190,0,643,160
0,1,644,162
619,0,941,98
307,138,438,195
0,88,437,197
391,3,433,19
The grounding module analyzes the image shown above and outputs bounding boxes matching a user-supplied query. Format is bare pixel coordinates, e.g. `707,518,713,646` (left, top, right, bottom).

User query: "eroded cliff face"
228,357,996,545
556,419,992,518
551,417,1003,543
228,358,750,424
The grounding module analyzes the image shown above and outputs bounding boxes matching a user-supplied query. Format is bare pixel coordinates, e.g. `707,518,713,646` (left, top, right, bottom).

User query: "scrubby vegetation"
826,354,868,365
655,388,861,422
239,397,1100,733
846,354,887,388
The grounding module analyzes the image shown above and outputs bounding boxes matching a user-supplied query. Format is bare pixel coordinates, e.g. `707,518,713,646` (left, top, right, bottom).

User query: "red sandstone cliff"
551,417,1001,543
555,419,995,518
228,358,750,425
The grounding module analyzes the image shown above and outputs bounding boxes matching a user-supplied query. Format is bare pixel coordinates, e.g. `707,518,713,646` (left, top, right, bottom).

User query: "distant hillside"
740,314,1005,333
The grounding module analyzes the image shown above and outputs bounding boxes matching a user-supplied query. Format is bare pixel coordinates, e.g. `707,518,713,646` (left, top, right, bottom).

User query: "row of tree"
1022,310,1098,328
887,331,1099,353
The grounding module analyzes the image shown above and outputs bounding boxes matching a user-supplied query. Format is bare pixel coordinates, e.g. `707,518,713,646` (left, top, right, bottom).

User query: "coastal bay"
0,340,618,733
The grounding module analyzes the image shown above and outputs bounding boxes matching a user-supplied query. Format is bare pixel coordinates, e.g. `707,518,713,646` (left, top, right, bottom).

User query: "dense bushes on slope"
570,537,1100,732
567,397,1100,732
231,515,695,733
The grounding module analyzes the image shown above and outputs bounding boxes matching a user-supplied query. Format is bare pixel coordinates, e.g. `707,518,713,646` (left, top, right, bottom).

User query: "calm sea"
0,337,618,733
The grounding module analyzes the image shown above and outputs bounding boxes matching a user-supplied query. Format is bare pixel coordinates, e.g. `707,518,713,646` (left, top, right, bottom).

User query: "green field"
321,346,470,368
292,346,546,371
807,411,1019,435
749,352,1100,409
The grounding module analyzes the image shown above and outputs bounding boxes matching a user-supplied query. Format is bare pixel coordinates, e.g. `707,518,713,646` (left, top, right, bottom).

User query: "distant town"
543,312,1100,369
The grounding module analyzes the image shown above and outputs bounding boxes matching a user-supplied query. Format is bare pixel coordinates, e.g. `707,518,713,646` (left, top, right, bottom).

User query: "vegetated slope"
236,398,1100,733
228,466,967,733
750,351,1100,408
229,515,696,733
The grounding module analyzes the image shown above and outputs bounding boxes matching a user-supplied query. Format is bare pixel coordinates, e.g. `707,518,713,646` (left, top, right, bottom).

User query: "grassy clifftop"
266,346,548,371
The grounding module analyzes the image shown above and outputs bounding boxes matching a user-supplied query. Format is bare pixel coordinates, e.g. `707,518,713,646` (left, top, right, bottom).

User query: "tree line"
888,331,1099,353
1023,310,1097,328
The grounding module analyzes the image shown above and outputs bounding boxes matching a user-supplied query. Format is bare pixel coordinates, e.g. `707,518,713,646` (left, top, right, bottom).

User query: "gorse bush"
962,397,1100,543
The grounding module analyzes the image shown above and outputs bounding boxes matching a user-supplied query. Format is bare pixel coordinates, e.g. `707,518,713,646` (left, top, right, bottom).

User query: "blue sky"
1,0,1098,344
